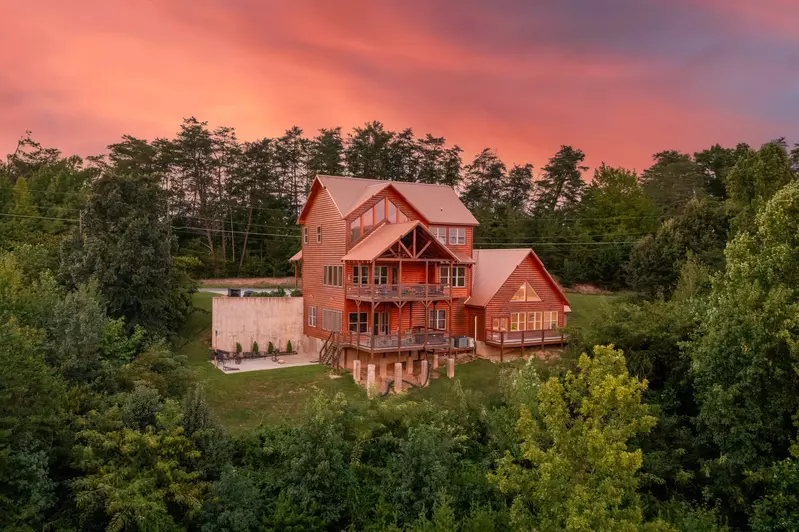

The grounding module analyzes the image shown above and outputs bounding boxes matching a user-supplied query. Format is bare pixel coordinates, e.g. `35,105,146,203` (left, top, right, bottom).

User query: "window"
527,311,542,330
448,227,466,245
510,312,527,331
429,309,446,330
348,312,368,333
321,309,342,332
452,267,466,288
511,281,541,302
308,306,317,327
323,265,343,287
349,218,360,243
316,226,322,243
303,227,308,244
362,206,374,236
431,227,447,244
398,210,408,222
375,199,386,224
373,265,388,285
492,317,508,331
387,201,397,222
439,266,466,287
543,311,559,330
352,265,368,285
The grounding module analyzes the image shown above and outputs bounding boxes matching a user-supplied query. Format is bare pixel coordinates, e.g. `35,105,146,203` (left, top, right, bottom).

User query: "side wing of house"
299,182,348,341
481,253,569,341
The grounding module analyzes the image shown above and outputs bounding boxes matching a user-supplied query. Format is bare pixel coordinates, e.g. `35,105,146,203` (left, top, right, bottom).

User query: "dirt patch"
200,277,300,288
565,283,613,295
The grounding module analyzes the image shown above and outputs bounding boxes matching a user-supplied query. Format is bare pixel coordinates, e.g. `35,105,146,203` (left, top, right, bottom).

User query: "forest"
1,119,799,531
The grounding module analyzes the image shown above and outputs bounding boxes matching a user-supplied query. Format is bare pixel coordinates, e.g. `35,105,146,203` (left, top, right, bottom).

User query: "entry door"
374,311,389,335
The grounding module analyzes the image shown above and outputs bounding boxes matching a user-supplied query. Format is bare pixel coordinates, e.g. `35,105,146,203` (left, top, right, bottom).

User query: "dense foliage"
1,124,799,530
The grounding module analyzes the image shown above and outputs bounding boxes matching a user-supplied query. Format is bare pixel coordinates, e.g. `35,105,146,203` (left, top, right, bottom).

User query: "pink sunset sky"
1,0,797,171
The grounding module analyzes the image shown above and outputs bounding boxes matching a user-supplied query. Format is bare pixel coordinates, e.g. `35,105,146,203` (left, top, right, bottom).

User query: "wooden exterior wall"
476,255,568,341
301,187,347,340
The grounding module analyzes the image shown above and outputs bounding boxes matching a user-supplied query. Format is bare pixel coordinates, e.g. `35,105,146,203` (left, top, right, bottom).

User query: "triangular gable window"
511,281,541,302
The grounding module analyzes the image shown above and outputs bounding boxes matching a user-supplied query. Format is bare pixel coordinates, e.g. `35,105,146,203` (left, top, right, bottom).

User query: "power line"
474,241,638,247
0,212,301,239
0,212,78,222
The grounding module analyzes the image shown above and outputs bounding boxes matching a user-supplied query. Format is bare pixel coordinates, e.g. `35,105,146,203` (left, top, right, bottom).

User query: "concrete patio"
212,351,319,373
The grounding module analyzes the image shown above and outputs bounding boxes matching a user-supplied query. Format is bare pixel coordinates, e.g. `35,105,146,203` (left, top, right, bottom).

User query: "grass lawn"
566,292,618,329
179,291,617,433
178,292,365,434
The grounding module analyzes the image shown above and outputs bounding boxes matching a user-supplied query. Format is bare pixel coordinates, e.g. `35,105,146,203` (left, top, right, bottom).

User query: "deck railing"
339,329,450,350
345,283,450,300
484,328,565,346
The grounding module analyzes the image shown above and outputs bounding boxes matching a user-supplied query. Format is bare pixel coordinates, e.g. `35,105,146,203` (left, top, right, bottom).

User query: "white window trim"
308,306,317,327
303,227,308,244
448,227,465,245
452,266,466,288
431,226,447,244
428,309,446,330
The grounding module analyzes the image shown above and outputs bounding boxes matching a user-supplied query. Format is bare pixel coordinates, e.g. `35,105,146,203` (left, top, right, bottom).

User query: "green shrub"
235,342,242,354
252,341,259,354
286,340,293,353
267,342,274,354
290,289,302,297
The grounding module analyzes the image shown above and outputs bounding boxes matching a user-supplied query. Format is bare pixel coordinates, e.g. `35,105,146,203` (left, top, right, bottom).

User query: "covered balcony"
342,220,471,303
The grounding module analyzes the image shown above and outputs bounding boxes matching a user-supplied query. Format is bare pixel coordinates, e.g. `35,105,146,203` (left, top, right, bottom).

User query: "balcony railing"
339,329,450,350
346,283,450,300
485,328,566,346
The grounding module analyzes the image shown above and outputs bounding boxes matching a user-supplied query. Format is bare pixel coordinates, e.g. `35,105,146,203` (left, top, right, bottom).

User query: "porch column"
448,259,453,358
356,300,361,352
424,260,429,348
370,260,375,357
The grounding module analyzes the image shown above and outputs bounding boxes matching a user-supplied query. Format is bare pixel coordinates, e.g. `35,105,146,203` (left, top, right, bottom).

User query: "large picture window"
543,311,558,330
510,312,527,331
527,311,542,330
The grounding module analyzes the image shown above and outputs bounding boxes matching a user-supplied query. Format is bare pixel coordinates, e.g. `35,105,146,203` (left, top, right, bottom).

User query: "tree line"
5,118,796,290
2,121,799,530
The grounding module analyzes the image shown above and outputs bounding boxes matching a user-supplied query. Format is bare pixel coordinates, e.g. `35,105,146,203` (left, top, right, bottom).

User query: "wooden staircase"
319,331,343,368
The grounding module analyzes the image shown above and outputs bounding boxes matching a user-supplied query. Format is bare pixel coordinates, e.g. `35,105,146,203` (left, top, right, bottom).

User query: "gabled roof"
298,175,479,226
466,248,569,308
288,249,302,262
341,221,462,263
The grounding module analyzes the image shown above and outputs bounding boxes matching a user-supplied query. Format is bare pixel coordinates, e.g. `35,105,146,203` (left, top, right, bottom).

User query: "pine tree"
533,145,587,213
308,127,344,177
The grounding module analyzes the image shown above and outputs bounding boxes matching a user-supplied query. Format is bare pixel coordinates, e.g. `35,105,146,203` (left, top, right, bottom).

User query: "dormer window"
349,198,410,244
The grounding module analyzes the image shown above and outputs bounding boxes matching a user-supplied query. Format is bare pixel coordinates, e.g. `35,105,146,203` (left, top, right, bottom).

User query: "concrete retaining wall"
212,297,305,353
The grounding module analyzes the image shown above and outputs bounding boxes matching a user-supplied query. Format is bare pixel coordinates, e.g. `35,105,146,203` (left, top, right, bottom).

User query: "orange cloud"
0,0,792,173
